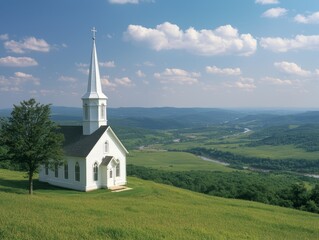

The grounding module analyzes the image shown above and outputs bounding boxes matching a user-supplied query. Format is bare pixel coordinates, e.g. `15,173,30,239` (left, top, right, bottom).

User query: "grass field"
163,134,319,161
0,169,319,239
128,150,233,172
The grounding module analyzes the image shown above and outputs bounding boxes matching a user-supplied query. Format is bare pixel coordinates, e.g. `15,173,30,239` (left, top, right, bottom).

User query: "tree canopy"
0,99,64,194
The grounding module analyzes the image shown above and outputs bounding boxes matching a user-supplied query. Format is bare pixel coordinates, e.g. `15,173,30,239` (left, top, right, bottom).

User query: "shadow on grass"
0,177,70,194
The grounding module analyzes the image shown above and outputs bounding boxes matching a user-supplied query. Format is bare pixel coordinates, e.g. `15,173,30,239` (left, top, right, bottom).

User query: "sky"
1,0,319,109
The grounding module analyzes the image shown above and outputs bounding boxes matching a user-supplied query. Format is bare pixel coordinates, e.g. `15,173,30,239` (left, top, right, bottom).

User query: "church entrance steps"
109,186,132,192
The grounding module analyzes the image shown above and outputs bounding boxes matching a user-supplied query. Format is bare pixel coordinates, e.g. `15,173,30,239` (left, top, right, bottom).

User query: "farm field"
0,169,319,240
128,150,233,172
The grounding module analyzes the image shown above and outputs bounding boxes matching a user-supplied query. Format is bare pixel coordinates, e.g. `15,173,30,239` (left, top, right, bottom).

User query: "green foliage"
0,169,319,240
127,164,319,214
249,124,319,152
0,99,64,194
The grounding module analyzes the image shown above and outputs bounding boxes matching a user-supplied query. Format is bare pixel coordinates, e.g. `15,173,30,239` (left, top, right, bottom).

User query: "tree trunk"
28,173,33,195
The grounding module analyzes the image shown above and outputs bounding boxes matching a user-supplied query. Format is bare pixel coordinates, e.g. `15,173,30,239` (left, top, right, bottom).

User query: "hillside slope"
0,169,318,240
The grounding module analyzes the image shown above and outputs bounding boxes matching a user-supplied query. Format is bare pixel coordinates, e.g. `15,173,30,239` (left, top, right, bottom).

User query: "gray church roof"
59,125,109,157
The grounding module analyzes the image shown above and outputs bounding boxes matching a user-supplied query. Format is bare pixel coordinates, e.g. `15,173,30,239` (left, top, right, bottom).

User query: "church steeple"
82,27,108,135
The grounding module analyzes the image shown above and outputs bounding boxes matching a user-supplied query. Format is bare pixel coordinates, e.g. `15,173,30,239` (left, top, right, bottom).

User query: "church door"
109,168,116,187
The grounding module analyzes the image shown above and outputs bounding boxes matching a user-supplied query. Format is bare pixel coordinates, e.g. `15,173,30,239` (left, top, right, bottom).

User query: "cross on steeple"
91,27,97,40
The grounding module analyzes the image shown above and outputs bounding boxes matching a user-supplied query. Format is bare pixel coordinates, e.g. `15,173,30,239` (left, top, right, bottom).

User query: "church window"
100,104,105,120
104,141,109,153
45,163,49,175
110,169,113,178
54,163,58,178
84,104,89,120
64,163,68,179
75,162,80,182
93,162,98,181
116,163,120,177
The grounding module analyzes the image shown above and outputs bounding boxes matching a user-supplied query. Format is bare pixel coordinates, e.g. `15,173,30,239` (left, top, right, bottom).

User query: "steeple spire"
82,28,108,135
82,28,107,99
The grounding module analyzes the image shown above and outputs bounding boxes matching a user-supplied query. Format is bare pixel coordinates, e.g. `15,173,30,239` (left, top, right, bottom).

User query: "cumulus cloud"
154,68,200,85
76,63,89,75
101,75,117,90
206,66,241,76
99,61,116,68
0,34,9,40
136,70,146,77
0,72,40,92
294,12,319,24
274,61,311,76
226,77,256,91
58,76,77,82
262,8,287,18
125,22,257,56
260,35,319,52
14,72,40,85
4,37,50,53
115,77,134,87
261,77,293,85
0,56,38,67
255,0,279,4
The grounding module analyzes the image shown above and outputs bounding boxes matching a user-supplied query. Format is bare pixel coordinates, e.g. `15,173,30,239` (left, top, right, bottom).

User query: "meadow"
0,169,319,240
128,150,232,172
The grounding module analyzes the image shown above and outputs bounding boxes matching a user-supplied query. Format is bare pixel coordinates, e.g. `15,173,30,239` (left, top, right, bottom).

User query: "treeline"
127,164,319,214
249,124,319,152
185,147,319,173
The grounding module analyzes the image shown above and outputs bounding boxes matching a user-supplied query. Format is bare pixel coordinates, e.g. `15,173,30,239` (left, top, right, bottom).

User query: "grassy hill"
0,169,318,239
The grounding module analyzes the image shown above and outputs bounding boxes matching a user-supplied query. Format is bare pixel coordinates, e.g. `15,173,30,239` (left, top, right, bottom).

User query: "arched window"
45,163,49,175
93,162,98,181
54,163,58,178
116,163,120,177
64,163,68,179
75,162,80,182
84,104,89,120
100,103,105,120
104,141,109,153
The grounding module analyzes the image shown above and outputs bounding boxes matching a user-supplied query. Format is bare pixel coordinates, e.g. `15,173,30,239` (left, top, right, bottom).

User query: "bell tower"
82,27,108,135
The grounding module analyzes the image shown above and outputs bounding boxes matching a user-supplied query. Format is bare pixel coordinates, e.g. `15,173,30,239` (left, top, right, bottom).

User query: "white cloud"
0,72,39,92
255,0,279,4
109,0,139,4
4,37,50,53
154,68,200,85
294,12,319,24
262,8,287,18
261,77,293,85
76,63,89,75
115,77,134,87
260,35,319,52
206,66,241,76
136,70,146,77
101,75,117,90
274,61,311,76
0,34,9,40
99,61,116,68
125,22,257,56
0,56,38,67
14,72,40,85
58,76,77,82
226,77,256,91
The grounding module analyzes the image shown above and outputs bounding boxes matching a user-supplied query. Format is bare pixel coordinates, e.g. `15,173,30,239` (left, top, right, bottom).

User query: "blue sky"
1,0,319,108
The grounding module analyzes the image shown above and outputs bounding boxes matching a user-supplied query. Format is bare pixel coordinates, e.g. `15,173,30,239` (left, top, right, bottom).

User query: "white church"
39,28,128,191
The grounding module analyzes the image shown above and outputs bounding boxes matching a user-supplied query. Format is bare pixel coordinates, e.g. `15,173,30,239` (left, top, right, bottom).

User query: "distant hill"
1,106,319,130
0,168,318,239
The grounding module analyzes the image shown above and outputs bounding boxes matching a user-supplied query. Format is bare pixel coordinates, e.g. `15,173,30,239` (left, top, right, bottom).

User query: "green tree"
0,99,64,194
